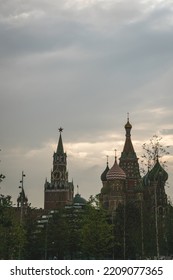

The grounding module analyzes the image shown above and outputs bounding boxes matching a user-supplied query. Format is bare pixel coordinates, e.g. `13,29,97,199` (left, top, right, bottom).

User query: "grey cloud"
1,0,173,207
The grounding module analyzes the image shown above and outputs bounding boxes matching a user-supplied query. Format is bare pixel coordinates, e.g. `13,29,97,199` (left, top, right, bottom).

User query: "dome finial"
125,113,132,130
127,112,129,122
114,149,117,158
77,185,79,194
155,147,159,163
106,155,109,166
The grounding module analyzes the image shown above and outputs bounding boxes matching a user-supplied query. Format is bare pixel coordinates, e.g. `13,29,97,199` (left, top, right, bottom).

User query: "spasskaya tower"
44,128,74,210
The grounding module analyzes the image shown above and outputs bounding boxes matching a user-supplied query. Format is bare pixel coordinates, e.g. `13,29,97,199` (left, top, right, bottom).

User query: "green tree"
33,209,69,260
113,202,142,260
140,135,171,258
0,195,27,259
21,207,40,259
65,206,84,259
0,195,12,259
80,196,113,259
141,135,170,174
165,202,173,256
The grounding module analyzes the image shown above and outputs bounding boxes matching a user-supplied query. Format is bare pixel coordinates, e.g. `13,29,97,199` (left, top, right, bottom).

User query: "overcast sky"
0,0,173,208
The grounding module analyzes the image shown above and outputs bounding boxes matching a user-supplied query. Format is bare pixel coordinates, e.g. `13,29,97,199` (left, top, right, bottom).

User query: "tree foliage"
140,135,170,175
0,195,27,259
80,196,113,259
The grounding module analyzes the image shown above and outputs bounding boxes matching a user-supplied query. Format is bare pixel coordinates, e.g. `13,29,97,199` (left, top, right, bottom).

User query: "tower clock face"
53,171,61,180
53,169,67,180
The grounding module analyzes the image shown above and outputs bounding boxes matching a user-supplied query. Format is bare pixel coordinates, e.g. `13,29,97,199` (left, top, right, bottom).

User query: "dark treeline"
0,195,173,260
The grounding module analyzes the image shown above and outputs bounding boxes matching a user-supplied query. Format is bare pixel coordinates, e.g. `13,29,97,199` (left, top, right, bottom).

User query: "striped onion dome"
106,157,126,181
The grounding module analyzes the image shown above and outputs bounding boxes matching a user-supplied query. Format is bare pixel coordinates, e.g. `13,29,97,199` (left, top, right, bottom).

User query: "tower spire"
122,115,134,154
119,116,141,183
57,127,64,153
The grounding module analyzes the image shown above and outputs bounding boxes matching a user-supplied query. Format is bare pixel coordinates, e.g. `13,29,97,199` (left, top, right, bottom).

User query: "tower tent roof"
120,117,137,159
56,127,64,154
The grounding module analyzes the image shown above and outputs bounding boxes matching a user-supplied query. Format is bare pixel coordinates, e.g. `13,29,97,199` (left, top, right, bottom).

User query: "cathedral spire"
119,116,141,183
122,114,135,156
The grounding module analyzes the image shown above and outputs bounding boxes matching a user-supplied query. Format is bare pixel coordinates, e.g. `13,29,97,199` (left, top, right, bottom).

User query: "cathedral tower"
44,128,74,210
119,115,141,199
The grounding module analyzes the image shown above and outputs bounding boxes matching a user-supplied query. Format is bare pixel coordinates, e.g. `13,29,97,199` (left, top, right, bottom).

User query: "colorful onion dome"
101,163,110,181
148,158,168,182
106,157,126,181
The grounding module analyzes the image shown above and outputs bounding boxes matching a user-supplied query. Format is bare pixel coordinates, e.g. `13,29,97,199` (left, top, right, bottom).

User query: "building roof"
101,162,110,181
148,158,168,182
73,193,87,205
56,128,64,154
106,157,126,181
142,158,168,188
120,117,136,159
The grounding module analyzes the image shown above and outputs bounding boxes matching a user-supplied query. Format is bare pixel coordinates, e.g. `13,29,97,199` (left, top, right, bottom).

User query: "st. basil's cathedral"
100,117,168,215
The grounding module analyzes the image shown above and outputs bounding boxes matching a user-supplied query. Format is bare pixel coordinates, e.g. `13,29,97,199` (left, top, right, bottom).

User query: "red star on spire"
59,127,63,133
